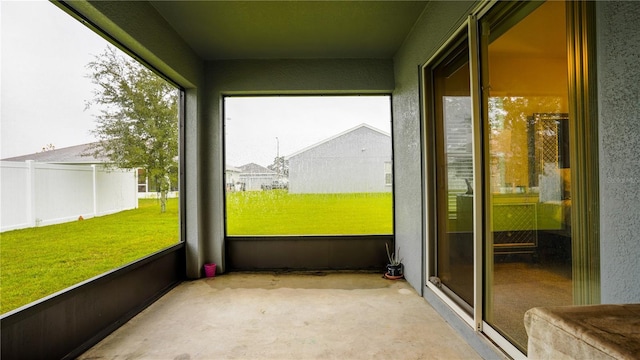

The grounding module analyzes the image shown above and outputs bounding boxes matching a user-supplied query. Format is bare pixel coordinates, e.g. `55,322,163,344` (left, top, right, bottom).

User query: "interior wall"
596,1,640,303
204,59,395,273
392,1,478,292
60,0,206,279
488,55,569,193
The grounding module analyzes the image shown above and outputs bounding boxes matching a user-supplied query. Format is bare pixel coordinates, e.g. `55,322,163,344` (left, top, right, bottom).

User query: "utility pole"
276,137,280,177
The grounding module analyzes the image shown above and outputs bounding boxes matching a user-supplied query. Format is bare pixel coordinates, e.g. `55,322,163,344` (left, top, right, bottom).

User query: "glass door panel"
481,1,573,352
430,34,474,311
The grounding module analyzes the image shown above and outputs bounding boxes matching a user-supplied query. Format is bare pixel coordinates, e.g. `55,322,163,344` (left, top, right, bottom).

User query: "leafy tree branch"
85,46,178,212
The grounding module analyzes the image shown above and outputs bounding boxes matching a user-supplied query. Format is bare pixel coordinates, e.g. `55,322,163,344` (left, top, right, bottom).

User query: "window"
138,169,148,193
0,1,181,314
384,161,393,186
480,1,573,352
224,95,393,236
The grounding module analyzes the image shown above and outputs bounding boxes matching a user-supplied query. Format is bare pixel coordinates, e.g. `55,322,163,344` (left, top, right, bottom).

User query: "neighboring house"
287,124,392,194
0,143,138,231
225,165,242,191
238,163,277,191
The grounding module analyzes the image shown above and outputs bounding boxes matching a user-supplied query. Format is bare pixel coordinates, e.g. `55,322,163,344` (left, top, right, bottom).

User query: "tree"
40,143,56,152
85,46,179,212
267,156,289,177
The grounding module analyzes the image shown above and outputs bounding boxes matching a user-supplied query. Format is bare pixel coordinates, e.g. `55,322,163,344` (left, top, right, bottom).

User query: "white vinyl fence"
1,161,137,232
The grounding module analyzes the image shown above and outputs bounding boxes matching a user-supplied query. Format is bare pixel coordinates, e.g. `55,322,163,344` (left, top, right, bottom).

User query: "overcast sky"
225,96,391,167
1,1,392,165
1,0,105,158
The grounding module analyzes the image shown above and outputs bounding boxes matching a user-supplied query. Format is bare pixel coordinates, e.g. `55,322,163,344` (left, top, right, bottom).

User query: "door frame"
420,1,599,358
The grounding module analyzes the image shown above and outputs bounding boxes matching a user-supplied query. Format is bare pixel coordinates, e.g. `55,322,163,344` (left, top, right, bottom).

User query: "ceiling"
490,1,566,58
149,1,429,60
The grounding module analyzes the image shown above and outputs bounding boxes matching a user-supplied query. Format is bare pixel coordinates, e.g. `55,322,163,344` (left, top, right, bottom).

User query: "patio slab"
79,272,482,359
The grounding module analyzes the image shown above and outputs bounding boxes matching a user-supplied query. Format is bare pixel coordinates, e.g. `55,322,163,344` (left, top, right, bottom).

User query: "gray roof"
1,143,108,164
239,163,275,174
287,123,390,159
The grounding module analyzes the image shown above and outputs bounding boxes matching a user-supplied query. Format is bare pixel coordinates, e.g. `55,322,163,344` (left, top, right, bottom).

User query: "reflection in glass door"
428,33,474,312
481,1,573,352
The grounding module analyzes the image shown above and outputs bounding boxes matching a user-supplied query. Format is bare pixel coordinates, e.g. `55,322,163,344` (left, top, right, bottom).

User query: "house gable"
287,123,390,160
287,124,391,194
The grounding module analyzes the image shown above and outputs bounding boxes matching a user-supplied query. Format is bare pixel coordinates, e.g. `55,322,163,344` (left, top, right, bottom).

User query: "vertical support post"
134,168,139,209
26,160,36,227
92,165,98,217
567,0,600,305
468,14,484,333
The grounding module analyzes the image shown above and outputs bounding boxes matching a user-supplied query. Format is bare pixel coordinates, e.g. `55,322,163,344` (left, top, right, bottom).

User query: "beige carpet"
490,260,572,351
79,272,482,360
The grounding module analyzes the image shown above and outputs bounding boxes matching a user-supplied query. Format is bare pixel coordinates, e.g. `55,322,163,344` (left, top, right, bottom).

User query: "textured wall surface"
392,1,476,292
597,1,640,303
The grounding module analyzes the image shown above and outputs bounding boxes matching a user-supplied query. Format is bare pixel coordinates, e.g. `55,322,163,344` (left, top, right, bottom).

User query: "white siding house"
287,124,391,194
238,163,277,191
225,165,242,191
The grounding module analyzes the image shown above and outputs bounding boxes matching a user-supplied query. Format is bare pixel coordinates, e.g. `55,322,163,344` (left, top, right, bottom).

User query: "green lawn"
0,199,179,314
1,191,392,314
226,191,393,235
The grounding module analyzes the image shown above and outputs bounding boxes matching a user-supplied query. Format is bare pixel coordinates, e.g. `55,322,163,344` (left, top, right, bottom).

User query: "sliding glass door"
423,1,599,356
425,32,474,313
480,1,573,351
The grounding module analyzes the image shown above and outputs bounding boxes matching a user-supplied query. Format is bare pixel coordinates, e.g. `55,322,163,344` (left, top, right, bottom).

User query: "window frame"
421,19,478,329
222,94,395,238
0,0,187,321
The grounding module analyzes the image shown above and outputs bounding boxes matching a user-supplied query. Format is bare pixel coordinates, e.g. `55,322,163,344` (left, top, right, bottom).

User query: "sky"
1,1,392,166
225,96,391,167
1,0,106,158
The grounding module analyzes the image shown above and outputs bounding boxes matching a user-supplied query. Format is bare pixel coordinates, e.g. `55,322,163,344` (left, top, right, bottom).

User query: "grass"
0,199,179,314
1,191,392,314
226,190,393,235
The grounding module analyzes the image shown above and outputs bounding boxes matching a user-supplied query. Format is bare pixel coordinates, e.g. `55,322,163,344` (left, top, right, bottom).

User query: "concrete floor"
79,272,482,360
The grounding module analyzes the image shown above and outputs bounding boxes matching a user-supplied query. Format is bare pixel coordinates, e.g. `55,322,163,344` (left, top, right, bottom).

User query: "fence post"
134,168,139,209
26,160,36,227
92,165,98,217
